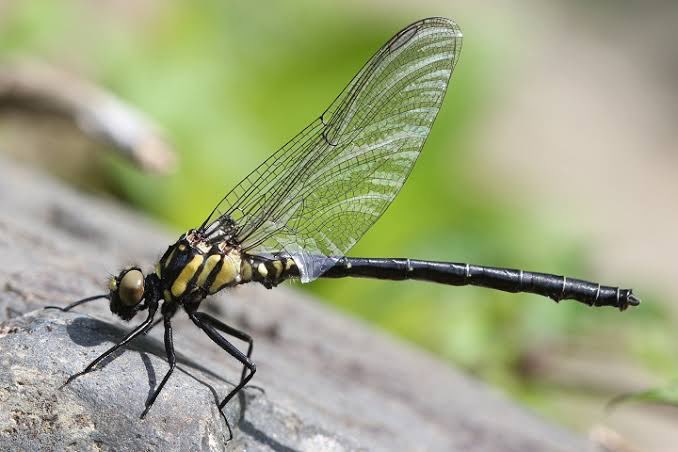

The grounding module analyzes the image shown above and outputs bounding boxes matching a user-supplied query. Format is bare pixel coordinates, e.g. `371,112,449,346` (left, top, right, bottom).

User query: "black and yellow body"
46,17,640,440
155,229,298,306
59,228,637,434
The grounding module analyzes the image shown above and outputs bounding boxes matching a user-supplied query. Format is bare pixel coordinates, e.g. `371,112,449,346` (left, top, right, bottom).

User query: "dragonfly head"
108,267,146,320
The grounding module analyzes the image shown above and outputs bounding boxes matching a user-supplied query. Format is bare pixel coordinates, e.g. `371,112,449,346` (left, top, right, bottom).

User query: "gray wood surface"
0,156,589,451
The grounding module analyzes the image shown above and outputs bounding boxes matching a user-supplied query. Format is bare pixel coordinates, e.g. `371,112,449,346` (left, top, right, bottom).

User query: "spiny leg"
44,294,109,312
188,311,256,409
140,313,175,418
191,312,254,383
142,316,163,336
63,305,158,387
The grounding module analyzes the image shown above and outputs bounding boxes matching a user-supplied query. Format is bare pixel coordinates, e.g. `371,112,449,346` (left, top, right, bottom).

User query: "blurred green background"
1,1,677,449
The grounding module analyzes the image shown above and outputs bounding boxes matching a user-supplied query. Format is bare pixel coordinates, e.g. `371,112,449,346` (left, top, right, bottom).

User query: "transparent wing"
199,17,462,282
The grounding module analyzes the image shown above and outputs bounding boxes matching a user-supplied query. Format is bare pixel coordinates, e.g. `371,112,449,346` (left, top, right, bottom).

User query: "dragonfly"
47,17,639,428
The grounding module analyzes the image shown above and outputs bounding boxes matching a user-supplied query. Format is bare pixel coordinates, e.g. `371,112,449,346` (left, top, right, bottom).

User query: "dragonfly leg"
142,316,163,336
187,311,256,409
62,302,158,387
140,312,176,418
44,294,109,312
191,311,254,383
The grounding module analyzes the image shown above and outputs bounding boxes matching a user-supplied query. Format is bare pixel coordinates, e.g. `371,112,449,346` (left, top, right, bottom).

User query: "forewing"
200,17,462,282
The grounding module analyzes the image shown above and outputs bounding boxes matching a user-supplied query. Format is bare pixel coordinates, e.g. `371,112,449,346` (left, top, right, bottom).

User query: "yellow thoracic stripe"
171,255,204,298
158,246,178,279
241,260,252,282
271,260,283,278
209,255,239,293
197,254,221,287
162,247,176,269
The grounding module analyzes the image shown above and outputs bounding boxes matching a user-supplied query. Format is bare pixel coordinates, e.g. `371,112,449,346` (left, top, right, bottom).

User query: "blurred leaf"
609,382,678,409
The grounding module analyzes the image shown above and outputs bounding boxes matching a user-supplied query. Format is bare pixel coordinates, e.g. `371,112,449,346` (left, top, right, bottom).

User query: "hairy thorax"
156,230,295,304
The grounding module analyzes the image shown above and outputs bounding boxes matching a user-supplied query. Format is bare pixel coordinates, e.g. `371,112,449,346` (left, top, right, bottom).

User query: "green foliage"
612,383,678,407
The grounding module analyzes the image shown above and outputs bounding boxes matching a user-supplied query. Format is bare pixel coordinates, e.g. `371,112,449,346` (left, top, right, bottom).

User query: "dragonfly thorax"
155,232,300,303
154,232,245,304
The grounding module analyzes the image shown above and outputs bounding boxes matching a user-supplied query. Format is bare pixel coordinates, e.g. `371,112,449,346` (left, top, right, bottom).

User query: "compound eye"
119,269,144,306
